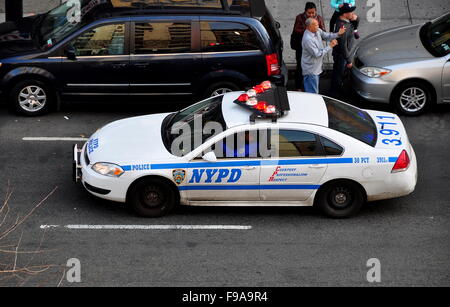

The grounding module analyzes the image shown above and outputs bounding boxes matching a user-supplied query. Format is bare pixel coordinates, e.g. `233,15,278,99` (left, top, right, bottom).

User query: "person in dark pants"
291,2,326,91
330,3,356,98
330,0,360,39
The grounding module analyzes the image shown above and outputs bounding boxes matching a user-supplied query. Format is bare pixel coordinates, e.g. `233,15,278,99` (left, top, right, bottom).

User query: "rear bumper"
351,68,396,103
271,62,288,87
367,147,418,202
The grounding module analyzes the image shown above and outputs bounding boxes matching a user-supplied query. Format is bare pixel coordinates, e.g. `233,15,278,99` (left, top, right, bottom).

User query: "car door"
260,129,329,202
129,17,201,95
443,55,450,101
59,21,130,95
184,130,261,201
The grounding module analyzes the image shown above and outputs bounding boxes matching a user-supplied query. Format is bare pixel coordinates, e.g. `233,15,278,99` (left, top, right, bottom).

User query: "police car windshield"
324,97,377,147
163,95,227,156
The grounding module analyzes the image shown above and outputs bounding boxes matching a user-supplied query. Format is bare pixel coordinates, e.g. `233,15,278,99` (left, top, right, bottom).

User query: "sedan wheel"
399,87,427,114
393,82,432,116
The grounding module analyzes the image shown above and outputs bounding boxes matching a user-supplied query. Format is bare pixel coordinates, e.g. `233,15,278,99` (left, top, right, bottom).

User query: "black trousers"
295,48,304,90
329,10,360,32
330,55,347,98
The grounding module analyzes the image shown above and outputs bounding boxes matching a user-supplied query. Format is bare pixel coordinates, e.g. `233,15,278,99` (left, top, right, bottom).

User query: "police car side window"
320,136,344,156
200,21,260,52
72,24,125,56
206,131,260,160
134,22,191,54
274,130,323,158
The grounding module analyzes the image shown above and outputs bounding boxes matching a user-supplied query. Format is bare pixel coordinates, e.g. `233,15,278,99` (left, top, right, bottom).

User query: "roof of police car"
222,91,329,128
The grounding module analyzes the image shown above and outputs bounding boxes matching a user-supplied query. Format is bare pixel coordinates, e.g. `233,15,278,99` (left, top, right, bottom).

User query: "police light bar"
234,81,290,123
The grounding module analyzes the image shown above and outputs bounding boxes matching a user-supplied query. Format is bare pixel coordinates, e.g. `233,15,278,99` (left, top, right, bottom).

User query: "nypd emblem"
172,169,186,185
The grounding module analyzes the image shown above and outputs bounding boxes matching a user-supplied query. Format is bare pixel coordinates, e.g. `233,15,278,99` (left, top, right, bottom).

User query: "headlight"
360,67,391,78
92,163,124,177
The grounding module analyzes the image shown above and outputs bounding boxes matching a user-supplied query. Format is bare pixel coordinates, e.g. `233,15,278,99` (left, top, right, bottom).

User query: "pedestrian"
330,0,360,39
301,18,345,94
330,3,356,98
291,2,326,91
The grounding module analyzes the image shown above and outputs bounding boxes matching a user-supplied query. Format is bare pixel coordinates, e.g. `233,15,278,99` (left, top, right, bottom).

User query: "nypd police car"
73,82,417,218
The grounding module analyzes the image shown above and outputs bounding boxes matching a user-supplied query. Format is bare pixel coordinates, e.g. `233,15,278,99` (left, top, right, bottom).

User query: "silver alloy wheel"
211,88,233,97
399,87,427,113
18,85,47,112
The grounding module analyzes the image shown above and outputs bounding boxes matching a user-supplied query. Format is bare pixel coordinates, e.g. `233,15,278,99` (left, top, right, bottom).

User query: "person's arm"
320,29,339,41
294,14,306,34
339,31,352,64
318,15,326,32
303,34,332,59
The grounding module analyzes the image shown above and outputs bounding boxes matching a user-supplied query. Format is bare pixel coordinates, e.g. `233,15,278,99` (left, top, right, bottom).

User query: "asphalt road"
0,81,449,287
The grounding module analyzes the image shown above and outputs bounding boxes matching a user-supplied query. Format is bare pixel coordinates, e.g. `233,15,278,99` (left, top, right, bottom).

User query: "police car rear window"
324,98,377,147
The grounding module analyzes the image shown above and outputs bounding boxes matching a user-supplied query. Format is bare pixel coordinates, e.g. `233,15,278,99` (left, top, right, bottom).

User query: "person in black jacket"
330,3,356,98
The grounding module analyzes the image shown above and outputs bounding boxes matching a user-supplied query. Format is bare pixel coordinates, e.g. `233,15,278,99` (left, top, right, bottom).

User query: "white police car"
73,82,417,218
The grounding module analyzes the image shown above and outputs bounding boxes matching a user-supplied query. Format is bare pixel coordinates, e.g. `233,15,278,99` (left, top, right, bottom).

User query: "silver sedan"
352,13,450,116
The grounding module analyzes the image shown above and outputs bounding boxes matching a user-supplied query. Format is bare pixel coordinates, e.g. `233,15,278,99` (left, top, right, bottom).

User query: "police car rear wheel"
316,181,364,218
129,179,176,218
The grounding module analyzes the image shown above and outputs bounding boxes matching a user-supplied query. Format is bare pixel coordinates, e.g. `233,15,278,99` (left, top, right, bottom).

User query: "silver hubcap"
211,88,233,97
400,87,427,113
18,85,47,112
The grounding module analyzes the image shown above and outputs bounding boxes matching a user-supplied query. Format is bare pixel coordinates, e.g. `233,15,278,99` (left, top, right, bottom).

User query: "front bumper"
351,68,396,103
72,143,126,203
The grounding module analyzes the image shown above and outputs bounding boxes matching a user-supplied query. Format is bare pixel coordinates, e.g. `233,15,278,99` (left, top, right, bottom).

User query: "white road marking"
40,225,252,230
23,137,88,142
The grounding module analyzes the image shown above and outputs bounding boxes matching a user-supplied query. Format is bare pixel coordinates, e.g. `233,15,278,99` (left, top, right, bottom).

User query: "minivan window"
200,21,259,52
72,24,126,56
134,22,191,54
324,97,377,147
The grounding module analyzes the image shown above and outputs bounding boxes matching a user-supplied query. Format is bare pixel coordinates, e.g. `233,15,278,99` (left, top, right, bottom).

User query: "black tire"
202,81,240,99
128,178,178,218
392,81,433,116
9,79,55,116
315,181,365,218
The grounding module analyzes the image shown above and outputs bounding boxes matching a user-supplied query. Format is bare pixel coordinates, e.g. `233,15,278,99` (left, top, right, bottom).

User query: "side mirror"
202,151,217,163
64,45,77,61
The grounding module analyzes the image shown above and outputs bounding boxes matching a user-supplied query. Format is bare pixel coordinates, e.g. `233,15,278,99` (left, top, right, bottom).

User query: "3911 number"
377,116,402,146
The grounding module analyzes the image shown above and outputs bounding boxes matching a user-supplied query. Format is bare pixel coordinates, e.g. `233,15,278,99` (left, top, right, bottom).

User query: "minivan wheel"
392,82,432,116
315,181,364,219
128,178,177,218
203,81,240,98
9,79,55,116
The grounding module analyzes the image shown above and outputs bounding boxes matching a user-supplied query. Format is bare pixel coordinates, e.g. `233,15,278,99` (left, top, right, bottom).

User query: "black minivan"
0,0,286,116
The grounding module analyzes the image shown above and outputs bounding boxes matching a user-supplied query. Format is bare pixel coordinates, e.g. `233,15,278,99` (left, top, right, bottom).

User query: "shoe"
354,31,360,40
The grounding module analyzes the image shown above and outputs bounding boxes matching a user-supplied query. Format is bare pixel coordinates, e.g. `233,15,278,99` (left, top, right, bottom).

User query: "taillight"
266,53,280,76
392,150,410,173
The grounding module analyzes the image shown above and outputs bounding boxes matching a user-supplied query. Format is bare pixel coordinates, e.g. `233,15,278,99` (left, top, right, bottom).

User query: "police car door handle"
242,166,256,171
309,165,326,169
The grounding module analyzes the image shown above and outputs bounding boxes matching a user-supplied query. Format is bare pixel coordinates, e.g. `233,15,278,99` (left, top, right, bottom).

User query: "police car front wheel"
315,181,365,219
128,178,178,218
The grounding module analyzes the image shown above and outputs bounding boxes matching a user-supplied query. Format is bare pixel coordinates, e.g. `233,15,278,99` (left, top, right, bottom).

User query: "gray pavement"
0,81,449,287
